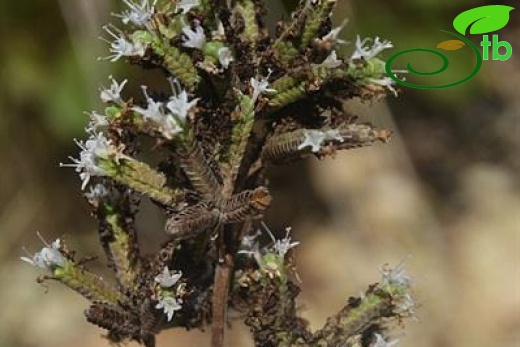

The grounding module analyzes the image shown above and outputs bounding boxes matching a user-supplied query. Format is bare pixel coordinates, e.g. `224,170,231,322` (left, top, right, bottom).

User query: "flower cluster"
23,1,414,346
21,235,67,272
378,262,416,317
239,223,300,282
379,261,412,288
269,227,300,258
60,131,128,190
132,79,198,139
102,25,147,62
115,0,157,28
154,266,183,322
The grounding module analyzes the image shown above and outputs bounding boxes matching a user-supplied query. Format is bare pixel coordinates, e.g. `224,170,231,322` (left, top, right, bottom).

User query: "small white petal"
182,23,206,49
318,50,343,69
86,111,108,132
351,35,393,61
155,296,182,321
322,19,348,45
298,129,327,153
154,266,183,288
166,78,199,124
250,70,275,103
99,76,127,105
272,227,300,257
60,131,127,190
115,0,157,28
132,86,165,120
238,229,262,258
379,262,411,288
101,25,147,62
217,47,233,69
263,222,299,258
85,184,109,201
132,81,197,139
21,236,67,271
373,333,399,347
176,0,199,14
367,76,398,97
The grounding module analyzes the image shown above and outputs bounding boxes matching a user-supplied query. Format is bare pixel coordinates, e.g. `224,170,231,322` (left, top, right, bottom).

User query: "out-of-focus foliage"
0,1,89,139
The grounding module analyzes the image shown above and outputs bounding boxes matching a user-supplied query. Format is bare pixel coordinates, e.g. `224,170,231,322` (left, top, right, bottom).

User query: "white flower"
100,76,127,105
321,19,348,45
166,78,199,123
101,25,146,62
250,70,276,103
263,222,299,258
367,76,398,97
318,50,343,69
351,35,393,61
132,86,165,120
176,0,199,14
373,333,399,347
182,23,206,49
154,266,183,288
115,0,156,28
133,85,185,139
85,183,109,202
217,47,233,69
21,234,67,271
298,128,343,152
238,229,262,257
132,86,164,120
379,261,411,288
155,296,182,321
298,129,326,152
272,227,300,257
60,131,125,190
86,111,108,131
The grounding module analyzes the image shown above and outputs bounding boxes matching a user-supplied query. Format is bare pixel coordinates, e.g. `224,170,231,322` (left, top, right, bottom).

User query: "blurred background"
1,1,518,347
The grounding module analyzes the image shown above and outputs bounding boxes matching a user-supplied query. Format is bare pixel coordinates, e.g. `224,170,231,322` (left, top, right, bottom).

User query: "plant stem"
210,253,233,347
210,220,251,347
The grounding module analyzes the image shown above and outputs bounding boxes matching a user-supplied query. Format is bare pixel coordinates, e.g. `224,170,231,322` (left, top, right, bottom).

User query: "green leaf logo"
453,5,514,35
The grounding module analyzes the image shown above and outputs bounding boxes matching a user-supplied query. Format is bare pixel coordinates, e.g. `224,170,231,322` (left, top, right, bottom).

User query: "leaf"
453,5,514,35
436,39,465,51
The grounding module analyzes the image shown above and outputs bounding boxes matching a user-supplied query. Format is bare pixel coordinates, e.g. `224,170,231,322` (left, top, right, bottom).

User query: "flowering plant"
23,1,413,347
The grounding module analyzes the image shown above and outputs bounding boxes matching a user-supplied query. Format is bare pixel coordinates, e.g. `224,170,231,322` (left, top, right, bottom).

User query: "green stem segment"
223,96,255,195
53,262,124,304
102,204,139,289
101,158,184,206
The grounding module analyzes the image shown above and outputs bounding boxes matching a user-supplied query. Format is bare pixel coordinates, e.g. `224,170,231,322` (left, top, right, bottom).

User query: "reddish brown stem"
210,253,233,347
210,220,251,347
